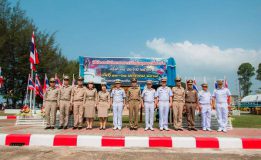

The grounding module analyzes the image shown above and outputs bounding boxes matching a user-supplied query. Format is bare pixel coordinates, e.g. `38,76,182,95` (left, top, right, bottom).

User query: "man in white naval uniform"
212,80,231,133
198,83,213,131
110,79,126,130
141,80,156,131
155,77,173,131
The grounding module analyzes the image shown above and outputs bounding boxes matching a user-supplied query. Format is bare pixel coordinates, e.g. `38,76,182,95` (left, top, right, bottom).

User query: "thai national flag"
193,79,198,92
35,74,44,98
0,67,3,88
55,74,62,88
43,74,49,93
28,75,35,90
224,79,228,88
214,81,218,89
29,32,39,71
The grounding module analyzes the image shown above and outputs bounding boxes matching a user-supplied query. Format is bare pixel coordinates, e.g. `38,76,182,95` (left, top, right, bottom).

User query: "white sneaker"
150,127,154,131
118,127,122,130
144,127,149,131
207,128,212,132
222,129,227,133
217,128,222,132
113,127,117,130
160,127,163,131
202,128,207,131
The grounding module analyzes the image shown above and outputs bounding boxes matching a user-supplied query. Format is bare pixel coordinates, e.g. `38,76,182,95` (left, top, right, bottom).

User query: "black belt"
185,102,196,104
46,100,57,102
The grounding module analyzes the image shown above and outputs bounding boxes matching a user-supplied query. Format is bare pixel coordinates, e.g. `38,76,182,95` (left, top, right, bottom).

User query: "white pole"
29,70,33,110
25,74,30,105
33,73,36,115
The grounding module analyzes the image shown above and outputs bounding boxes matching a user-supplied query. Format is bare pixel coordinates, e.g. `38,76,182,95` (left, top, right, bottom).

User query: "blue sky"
10,0,261,94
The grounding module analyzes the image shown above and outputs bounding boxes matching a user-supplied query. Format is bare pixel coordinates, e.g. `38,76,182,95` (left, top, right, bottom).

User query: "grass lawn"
232,113,261,128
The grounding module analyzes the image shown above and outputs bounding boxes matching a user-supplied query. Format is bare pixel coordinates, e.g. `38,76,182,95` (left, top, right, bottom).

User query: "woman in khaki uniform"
84,81,97,129
97,82,111,130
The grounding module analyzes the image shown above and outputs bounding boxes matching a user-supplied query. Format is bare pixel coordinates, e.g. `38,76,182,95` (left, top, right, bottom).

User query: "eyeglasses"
50,81,55,83
64,79,69,81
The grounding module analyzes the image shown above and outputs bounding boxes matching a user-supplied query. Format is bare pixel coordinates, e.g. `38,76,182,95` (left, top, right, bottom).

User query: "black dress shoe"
130,127,133,130
58,126,63,129
133,128,138,130
178,128,183,131
188,128,191,131
78,127,82,130
50,126,55,129
191,128,198,131
174,128,178,131
99,127,103,130
45,126,51,130
63,126,68,129
73,127,77,130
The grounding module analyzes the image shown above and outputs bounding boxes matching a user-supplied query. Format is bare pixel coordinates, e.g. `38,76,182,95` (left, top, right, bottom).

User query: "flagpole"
25,74,30,105
29,69,33,111
33,73,37,115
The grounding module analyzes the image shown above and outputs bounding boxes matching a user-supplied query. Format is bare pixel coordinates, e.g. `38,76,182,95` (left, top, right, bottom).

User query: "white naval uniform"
156,86,173,129
141,88,156,129
198,90,212,130
212,87,231,130
111,88,126,129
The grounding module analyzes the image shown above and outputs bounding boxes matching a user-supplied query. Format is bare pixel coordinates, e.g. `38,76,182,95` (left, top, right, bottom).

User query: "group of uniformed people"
43,75,231,132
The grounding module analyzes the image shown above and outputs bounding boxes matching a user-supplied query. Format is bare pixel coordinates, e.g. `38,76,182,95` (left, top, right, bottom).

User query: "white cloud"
146,38,261,93
146,38,260,74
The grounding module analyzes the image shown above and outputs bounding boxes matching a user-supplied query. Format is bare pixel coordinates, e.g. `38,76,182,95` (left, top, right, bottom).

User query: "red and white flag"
224,79,228,88
43,74,49,93
27,74,35,90
0,67,4,88
55,74,62,88
29,32,39,71
35,74,44,98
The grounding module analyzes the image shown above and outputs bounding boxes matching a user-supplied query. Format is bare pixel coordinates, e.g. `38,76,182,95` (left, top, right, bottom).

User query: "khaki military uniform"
127,86,141,129
84,88,97,118
172,86,185,129
43,87,59,127
58,85,73,127
97,91,110,117
71,86,86,127
185,89,198,129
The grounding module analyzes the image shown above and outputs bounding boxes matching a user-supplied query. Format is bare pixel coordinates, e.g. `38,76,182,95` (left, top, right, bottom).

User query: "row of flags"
27,73,76,99
186,78,229,93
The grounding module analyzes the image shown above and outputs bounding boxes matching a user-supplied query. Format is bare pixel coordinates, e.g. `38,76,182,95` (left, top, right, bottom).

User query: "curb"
0,134,260,149
0,116,17,120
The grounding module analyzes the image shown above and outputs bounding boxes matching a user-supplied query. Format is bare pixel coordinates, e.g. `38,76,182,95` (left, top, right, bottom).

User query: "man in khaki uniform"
71,76,86,130
43,78,59,129
58,75,73,129
185,79,199,131
126,78,141,130
172,76,185,131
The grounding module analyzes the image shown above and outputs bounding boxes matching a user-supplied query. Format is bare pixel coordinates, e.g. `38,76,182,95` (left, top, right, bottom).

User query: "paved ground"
1,120,261,137
0,146,261,160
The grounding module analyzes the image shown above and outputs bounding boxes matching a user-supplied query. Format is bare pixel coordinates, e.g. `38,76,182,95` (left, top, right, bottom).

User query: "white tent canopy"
241,94,261,103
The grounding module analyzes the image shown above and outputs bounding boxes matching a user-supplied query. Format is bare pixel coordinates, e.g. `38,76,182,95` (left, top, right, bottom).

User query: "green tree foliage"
237,63,255,97
0,0,78,107
256,63,261,81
